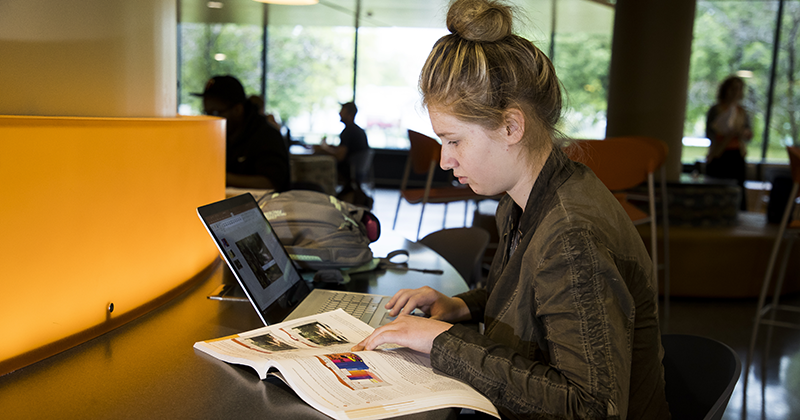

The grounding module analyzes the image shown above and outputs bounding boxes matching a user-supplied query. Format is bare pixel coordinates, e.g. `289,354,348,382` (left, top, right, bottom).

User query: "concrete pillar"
606,0,696,181
0,0,177,117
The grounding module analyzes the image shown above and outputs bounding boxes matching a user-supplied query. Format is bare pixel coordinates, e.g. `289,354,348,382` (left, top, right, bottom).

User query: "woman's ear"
502,108,525,145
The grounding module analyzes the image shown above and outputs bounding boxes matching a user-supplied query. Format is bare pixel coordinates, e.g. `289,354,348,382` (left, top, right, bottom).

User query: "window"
177,0,616,148
178,0,265,115
265,23,355,144
547,0,614,139
354,26,447,149
684,1,800,164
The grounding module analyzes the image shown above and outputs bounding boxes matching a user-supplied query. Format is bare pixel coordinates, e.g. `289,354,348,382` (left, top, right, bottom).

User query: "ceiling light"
252,0,319,5
214,53,227,61
207,1,223,8
736,70,754,79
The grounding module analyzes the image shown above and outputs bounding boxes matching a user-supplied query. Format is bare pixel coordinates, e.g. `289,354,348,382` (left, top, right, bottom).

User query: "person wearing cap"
314,102,371,194
193,75,290,191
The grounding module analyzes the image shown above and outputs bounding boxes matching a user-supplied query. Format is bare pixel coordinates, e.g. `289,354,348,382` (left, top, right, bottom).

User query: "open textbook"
194,309,499,420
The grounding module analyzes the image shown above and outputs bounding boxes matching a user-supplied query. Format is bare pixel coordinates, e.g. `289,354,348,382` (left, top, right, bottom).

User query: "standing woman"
706,76,753,211
354,0,670,418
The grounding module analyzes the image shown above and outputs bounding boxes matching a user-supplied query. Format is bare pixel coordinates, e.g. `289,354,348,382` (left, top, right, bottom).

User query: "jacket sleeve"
430,227,635,419
454,288,488,321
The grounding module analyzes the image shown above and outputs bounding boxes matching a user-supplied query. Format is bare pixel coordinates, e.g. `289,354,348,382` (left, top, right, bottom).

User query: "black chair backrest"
661,334,742,420
419,227,490,287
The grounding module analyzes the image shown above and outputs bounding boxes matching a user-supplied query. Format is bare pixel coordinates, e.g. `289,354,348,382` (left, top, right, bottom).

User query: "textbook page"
194,309,499,420
194,309,375,378
269,346,499,420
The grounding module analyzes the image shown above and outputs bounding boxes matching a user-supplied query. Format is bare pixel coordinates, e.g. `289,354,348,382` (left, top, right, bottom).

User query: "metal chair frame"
394,130,486,240
742,146,800,408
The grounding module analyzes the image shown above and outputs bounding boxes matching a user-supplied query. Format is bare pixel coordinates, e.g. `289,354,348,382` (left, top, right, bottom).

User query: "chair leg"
646,174,660,325
659,171,670,332
766,236,796,333
742,183,798,407
392,194,403,230
417,202,427,241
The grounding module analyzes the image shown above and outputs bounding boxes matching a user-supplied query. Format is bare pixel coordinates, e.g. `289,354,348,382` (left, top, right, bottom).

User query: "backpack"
257,190,380,272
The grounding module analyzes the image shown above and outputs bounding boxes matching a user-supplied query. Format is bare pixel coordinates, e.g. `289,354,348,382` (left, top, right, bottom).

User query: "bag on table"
257,190,381,272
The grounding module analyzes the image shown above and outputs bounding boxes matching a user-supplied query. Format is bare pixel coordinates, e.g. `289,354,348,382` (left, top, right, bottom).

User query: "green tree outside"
685,1,800,164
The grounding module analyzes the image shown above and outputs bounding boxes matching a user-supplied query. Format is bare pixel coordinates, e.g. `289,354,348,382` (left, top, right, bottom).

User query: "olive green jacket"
431,147,670,420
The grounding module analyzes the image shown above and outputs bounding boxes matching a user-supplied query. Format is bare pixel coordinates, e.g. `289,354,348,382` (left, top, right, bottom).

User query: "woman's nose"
440,148,456,171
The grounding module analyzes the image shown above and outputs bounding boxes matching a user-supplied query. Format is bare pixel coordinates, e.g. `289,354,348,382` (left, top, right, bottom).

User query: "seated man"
314,102,372,206
193,75,290,191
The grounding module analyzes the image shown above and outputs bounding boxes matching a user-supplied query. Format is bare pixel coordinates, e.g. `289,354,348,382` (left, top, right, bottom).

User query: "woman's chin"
468,184,484,196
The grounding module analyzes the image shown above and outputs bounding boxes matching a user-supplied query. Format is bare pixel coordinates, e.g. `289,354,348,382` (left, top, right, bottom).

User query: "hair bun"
446,0,513,42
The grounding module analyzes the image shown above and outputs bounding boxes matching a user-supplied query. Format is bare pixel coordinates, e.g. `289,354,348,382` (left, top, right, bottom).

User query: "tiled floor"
369,187,800,420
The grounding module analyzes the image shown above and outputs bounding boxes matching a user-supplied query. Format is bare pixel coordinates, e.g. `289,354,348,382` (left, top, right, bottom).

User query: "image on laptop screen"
198,194,308,324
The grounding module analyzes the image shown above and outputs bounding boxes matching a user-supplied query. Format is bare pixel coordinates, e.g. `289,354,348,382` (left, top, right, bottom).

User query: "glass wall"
178,0,615,150
178,0,265,115
548,0,614,139
354,27,447,149
265,24,355,144
684,0,800,165
774,1,800,153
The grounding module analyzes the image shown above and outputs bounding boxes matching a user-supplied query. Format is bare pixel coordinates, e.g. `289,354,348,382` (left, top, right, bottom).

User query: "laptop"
197,193,393,327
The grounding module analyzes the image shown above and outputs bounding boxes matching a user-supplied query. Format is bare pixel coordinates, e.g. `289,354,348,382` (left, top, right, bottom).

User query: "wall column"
606,0,696,180
0,0,176,117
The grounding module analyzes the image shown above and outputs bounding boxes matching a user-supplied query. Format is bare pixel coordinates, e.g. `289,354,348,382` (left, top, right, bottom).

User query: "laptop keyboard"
319,292,384,323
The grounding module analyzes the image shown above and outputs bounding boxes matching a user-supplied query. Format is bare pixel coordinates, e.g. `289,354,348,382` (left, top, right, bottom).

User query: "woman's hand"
351,315,452,353
385,286,471,322
350,287,472,354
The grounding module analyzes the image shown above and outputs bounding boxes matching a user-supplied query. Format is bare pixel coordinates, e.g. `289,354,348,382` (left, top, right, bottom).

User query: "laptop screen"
197,193,309,324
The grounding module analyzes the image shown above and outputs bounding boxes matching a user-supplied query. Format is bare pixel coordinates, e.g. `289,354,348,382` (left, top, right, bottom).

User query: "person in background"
352,0,670,418
193,76,290,191
706,75,753,211
314,102,372,206
248,94,291,148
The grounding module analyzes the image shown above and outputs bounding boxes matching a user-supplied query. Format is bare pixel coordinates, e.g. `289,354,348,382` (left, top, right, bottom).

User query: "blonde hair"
420,0,562,153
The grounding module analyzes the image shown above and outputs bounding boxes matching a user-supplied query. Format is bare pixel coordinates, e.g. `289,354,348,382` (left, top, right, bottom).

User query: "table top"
0,233,467,420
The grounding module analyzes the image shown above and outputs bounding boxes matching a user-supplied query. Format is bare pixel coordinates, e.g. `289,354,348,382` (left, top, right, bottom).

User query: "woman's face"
430,110,519,197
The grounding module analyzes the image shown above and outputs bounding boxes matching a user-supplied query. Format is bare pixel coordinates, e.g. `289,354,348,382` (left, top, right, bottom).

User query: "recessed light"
207,2,223,9
214,53,227,61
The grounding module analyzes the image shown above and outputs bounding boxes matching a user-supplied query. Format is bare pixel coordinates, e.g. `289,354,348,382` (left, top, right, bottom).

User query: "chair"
564,136,671,329
419,227,490,288
661,334,742,420
349,148,375,195
742,146,800,401
394,130,489,240
338,148,376,209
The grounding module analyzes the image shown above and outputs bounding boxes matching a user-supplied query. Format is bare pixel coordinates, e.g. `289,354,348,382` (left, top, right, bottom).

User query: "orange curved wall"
0,115,225,371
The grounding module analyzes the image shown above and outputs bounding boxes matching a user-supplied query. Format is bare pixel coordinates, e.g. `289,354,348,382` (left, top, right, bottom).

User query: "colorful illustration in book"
287,322,349,347
241,333,297,352
317,352,387,390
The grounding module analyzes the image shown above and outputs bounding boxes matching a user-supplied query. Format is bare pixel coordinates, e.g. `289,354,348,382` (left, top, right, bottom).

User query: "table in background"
0,234,467,420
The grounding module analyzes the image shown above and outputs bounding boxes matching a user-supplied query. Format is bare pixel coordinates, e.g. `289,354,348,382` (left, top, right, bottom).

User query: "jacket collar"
516,146,576,237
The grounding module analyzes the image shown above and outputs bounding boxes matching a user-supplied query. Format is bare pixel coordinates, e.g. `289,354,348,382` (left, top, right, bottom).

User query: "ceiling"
180,0,614,33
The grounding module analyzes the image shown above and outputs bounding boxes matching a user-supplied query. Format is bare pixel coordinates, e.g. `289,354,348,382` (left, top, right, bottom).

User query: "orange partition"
0,115,225,374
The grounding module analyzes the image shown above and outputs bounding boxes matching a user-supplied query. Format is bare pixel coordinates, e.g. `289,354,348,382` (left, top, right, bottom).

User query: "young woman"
353,0,670,418
706,76,753,211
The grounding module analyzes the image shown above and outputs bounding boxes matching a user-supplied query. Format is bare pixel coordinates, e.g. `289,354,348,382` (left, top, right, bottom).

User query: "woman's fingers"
350,315,452,354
